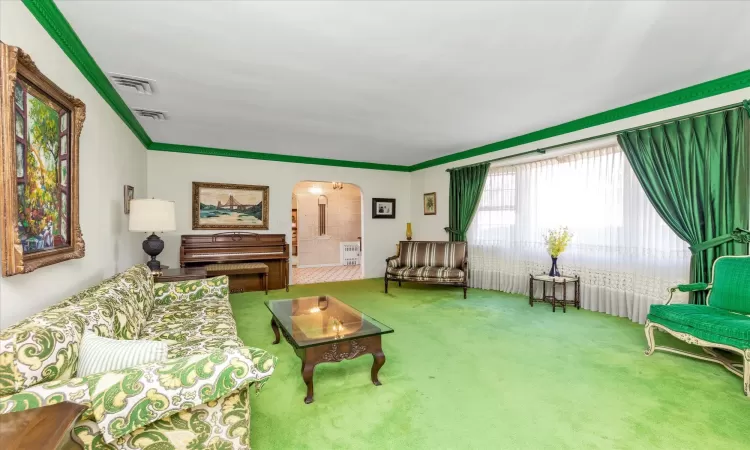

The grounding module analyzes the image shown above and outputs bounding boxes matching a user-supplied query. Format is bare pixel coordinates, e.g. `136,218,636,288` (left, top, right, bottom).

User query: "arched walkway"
291,181,363,284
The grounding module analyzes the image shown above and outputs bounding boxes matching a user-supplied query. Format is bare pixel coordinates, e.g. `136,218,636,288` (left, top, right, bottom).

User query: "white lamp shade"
129,199,176,232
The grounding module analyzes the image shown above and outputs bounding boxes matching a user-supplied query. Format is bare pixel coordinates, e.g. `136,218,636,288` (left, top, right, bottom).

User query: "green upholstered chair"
645,255,750,398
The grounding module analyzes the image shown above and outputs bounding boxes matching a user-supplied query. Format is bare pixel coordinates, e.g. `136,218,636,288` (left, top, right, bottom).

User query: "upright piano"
179,232,289,292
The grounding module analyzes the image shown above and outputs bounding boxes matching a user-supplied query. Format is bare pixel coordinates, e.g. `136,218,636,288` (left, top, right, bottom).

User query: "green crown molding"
23,0,152,148
410,69,750,171
148,142,411,172
22,0,750,173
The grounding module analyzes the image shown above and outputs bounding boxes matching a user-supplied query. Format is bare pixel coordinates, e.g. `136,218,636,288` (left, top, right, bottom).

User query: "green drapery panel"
445,163,490,242
617,106,749,304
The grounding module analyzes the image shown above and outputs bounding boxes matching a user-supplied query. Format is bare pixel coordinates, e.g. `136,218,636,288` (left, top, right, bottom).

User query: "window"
474,169,516,228
468,144,690,323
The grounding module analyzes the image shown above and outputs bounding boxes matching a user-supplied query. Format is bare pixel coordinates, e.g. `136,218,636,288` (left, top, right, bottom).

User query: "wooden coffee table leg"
371,350,386,386
301,360,316,404
270,318,280,344
371,336,386,386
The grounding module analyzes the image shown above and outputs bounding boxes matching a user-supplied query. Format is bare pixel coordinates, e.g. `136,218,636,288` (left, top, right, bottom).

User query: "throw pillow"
77,332,168,377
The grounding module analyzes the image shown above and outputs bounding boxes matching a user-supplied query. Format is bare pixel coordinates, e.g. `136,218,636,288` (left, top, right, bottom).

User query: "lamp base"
142,233,165,271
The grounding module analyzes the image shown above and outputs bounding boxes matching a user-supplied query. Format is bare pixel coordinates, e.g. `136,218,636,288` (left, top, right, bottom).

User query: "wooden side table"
529,274,580,313
0,401,87,449
154,267,207,283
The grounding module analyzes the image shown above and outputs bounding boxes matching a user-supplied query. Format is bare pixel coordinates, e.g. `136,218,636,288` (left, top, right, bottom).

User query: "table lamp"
128,199,176,271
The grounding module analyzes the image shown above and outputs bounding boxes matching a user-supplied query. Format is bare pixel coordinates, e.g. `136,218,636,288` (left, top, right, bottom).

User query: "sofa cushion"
0,319,81,396
55,264,153,340
398,241,466,269
387,265,465,282
708,256,750,314
167,336,245,359
117,265,156,319
153,276,230,306
648,304,750,349
77,332,168,377
141,300,239,348
73,282,145,340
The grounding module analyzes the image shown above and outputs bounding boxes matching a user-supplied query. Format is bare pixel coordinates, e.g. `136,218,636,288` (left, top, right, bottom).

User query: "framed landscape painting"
1,43,85,277
193,182,269,230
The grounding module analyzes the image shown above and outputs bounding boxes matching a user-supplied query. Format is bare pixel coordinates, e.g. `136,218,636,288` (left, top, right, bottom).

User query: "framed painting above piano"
180,232,289,292
192,182,269,230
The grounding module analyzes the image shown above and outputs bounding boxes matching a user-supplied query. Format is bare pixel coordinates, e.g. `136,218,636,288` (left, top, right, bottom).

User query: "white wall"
410,87,750,241
0,3,148,328
146,151,410,280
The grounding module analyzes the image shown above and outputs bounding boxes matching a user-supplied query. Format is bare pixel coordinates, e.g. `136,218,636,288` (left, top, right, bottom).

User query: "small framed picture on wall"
372,198,396,219
124,185,134,214
423,192,436,215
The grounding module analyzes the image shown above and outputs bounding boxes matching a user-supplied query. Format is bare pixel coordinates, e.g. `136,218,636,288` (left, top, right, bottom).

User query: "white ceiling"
56,1,750,166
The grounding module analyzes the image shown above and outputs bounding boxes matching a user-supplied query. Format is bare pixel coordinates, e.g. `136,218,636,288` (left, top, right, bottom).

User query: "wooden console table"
529,274,580,313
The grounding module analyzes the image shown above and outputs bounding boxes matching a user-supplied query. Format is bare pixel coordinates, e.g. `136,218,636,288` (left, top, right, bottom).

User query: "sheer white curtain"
467,144,691,323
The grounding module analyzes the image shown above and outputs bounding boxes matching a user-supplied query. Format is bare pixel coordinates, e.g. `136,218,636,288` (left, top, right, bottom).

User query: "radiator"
340,241,361,266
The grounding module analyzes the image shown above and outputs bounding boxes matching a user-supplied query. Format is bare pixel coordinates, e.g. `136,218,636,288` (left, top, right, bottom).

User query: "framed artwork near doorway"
192,182,269,230
372,198,396,219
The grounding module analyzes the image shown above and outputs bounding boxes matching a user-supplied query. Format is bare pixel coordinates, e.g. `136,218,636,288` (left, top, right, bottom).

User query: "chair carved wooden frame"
645,255,750,398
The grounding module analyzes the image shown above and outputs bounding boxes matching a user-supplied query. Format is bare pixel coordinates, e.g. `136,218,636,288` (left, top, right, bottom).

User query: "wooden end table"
266,295,393,404
529,273,580,313
153,267,207,283
0,401,87,449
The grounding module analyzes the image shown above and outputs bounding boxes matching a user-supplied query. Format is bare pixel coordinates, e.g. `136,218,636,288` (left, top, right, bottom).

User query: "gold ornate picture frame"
1,43,86,276
192,182,269,230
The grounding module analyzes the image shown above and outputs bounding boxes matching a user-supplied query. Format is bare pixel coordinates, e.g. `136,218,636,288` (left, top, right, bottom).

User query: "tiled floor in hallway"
293,265,362,285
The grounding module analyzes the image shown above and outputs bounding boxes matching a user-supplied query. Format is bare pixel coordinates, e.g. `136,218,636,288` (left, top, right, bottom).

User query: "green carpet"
230,279,748,450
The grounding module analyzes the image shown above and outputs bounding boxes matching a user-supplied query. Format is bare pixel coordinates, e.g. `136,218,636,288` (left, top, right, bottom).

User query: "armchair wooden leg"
644,320,656,356
398,280,401,287
384,276,389,294
463,285,467,299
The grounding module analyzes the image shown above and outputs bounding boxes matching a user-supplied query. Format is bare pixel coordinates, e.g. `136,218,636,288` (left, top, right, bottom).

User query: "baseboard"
297,263,356,268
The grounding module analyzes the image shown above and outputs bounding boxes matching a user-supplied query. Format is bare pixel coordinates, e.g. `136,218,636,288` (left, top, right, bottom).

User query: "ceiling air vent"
109,72,155,95
132,108,168,121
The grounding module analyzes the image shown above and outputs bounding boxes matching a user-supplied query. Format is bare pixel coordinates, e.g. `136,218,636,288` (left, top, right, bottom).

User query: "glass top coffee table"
265,295,394,404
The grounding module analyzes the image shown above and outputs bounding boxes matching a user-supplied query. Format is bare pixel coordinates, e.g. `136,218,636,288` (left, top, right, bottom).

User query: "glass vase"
549,256,560,277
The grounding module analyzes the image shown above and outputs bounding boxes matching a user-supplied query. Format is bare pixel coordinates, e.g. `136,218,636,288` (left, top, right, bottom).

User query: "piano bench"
205,263,269,294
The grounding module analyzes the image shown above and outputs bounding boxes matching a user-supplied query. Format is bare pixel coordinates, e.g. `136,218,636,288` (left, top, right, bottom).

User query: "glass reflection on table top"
265,296,393,348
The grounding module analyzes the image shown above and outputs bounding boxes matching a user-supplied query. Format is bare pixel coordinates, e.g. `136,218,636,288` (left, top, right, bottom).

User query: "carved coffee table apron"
266,295,394,404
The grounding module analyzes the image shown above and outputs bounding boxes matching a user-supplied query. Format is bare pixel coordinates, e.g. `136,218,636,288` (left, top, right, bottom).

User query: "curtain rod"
446,100,748,172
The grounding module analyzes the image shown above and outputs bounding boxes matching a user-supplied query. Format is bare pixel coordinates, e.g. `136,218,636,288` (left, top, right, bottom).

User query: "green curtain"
617,106,749,304
445,163,490,242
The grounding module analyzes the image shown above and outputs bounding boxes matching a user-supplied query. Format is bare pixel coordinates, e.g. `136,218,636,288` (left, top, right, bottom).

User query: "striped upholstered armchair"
385,241,468,298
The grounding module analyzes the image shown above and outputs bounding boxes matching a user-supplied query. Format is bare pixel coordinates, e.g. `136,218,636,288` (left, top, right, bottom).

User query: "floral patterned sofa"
0,264,276,449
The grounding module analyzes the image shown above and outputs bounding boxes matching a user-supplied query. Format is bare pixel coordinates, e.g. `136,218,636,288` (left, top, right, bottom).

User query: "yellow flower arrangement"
543,226,573,257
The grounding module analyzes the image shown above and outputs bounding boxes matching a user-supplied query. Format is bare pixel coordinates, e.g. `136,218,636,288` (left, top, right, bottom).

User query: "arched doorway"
291,181,363,284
